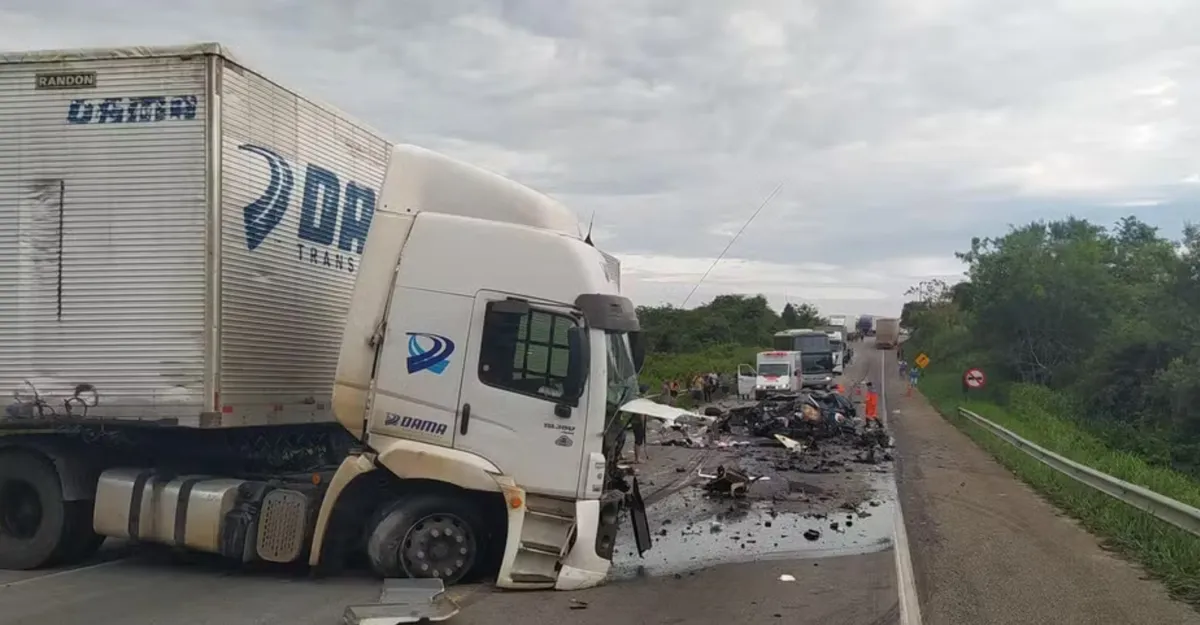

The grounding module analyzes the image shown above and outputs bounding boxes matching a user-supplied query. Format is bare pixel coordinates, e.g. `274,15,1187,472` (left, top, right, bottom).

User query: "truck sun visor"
575,294,640,332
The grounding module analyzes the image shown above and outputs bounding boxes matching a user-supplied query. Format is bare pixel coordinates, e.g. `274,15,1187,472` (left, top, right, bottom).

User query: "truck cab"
752,351,802,399
828,331,846,374
326,145,656,591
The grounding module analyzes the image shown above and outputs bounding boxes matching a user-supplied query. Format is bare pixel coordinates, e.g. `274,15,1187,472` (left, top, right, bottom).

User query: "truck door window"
478,303,577,402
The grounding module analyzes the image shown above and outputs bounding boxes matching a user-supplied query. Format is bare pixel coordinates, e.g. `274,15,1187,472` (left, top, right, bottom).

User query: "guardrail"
957,407,1200,538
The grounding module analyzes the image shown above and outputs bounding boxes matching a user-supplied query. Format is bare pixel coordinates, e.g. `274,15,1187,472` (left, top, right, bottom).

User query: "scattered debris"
342,578,460,625
779,574,796,582
569,599,589,611
701,465,753,497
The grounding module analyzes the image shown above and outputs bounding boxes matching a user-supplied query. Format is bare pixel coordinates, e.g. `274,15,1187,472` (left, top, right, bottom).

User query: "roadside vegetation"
904,216,1200,602
636,294,827,403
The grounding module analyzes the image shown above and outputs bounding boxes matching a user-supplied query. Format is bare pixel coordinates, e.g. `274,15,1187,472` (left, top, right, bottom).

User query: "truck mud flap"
343,578,460,625
629,476,652,556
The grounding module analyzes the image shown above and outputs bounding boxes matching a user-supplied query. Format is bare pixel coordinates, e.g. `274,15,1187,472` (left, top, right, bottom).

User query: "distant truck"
827,315,854,343
876,318,901,349
0,43,664,592
856,315,874,338
817,325,847,374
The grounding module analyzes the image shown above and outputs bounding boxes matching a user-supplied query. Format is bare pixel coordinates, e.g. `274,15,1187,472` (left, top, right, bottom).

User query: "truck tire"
0,450,68,570
55,501,104,565
365,494,485,585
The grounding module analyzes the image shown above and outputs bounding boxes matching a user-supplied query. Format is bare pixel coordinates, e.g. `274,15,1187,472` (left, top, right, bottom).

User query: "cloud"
3,0,1197,316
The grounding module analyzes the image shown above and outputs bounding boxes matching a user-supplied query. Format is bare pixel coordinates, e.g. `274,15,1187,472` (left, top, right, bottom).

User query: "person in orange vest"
864,382,879,421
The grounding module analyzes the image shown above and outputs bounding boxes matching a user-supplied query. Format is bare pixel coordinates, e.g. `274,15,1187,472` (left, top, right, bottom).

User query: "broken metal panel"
342,578,460,625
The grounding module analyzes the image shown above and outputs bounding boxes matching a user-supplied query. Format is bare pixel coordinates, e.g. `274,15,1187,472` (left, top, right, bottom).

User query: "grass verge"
639,344,764,408
915,368,1200,605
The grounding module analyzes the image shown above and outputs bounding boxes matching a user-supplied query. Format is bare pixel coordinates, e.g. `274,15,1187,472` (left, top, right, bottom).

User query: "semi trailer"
875,318,901,349
0,43,659,591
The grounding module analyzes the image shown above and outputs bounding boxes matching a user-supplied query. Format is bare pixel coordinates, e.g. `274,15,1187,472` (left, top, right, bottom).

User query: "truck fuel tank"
93,468,316,564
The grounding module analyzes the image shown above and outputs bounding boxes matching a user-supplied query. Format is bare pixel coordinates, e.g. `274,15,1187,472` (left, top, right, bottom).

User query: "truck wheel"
0,450,67,570
55,501,104,565
365,494,484,585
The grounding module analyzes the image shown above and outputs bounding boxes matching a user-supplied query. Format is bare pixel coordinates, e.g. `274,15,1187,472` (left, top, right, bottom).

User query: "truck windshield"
605,332,639,410
758,363,791,377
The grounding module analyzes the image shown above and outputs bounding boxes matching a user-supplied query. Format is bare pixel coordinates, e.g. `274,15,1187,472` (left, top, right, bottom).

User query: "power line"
680,182,784,308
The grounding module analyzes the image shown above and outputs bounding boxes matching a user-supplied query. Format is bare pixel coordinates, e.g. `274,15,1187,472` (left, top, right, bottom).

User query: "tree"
636,295,828,355
781,303,800,327
904,215,1200,471
780,302,825,328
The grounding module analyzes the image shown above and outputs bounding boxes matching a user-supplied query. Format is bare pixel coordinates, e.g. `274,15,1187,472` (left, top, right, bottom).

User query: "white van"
752,351,802,399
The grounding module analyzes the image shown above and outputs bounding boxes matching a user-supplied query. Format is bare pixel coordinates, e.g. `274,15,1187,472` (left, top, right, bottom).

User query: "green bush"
909,325,1200,604
639,343,763,395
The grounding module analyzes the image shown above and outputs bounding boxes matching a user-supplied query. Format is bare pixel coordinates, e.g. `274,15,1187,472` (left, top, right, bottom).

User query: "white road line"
881,348,924,625
0,557,125,590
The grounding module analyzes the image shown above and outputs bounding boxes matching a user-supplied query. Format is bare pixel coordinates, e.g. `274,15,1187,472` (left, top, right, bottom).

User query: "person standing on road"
864,382,879,421
691,373,706,403
632,412,648,463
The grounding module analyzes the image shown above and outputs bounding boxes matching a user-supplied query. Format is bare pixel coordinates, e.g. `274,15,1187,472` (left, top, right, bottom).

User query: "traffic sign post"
963,368,986,394
914,353,931,369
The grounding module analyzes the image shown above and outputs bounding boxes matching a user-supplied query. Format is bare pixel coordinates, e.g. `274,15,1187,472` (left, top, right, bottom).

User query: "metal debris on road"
701,465,754,497
342,578,460,625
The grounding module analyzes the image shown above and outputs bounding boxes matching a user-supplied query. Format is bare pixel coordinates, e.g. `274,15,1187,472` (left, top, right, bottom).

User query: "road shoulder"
887,348,1200,625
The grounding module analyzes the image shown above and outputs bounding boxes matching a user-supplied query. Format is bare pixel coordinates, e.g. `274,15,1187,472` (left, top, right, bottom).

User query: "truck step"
508,571,557,584
523,494,576,519
518,541,563,557
509,547,561,583
518,513,575,557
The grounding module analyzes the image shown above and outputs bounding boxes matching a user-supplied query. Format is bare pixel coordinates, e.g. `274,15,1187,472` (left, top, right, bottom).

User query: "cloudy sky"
4,0,1198,317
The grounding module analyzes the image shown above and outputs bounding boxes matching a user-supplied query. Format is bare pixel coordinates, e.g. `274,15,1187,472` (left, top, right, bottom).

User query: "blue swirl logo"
406,332,456,375
238,144,295,251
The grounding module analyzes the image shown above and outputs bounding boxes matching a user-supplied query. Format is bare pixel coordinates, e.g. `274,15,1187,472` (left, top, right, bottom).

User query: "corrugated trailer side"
213,50,392,427
0,46,213,424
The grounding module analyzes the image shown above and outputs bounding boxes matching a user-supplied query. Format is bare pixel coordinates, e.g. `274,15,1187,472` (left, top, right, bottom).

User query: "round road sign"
964,368,986,389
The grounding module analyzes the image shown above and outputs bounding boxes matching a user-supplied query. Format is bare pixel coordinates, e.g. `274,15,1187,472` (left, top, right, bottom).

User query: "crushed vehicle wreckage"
654,388,895,493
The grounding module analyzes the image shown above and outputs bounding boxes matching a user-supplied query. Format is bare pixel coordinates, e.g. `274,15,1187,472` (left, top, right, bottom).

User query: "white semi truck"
0,43,660,591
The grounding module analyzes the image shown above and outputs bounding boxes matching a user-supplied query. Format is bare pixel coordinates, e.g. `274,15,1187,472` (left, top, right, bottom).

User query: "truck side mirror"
629,331,646,374
563,327,590,406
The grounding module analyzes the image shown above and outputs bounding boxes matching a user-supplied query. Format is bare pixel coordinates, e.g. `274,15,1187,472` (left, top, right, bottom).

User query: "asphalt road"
4,340,1199,624
885,344,1200,625
453,347,905,625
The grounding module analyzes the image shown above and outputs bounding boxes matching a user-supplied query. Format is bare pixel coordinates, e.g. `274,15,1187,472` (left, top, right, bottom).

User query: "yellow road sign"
914,353,931,369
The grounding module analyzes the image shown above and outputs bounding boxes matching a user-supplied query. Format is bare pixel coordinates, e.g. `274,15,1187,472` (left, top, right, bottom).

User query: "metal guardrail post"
956,407,1200,538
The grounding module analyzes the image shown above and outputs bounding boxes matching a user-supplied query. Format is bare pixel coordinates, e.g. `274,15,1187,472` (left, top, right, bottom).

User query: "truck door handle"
459,403,471,435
